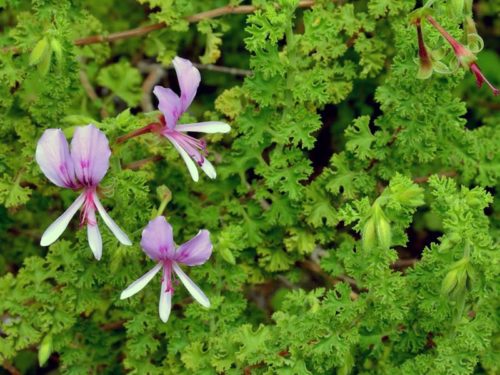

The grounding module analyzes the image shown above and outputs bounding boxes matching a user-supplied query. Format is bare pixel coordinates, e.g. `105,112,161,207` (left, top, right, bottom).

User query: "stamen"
165,130,208,165
79,189,97,227
163,262,175,293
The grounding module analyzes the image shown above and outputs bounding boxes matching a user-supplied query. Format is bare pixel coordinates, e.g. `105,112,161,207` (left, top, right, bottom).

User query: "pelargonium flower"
36,125,132,259
153,57,231,182
120,216,212,322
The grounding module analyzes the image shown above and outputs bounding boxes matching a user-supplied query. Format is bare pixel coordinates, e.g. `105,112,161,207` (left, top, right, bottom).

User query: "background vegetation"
0,0,499,373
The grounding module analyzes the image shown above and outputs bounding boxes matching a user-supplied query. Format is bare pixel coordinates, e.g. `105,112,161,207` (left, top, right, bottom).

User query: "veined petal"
153,86,182,130
159,278,172,323
87,223,102,260
40,193,85,246
173,56,200,112
36,129,78,188
71,125,111,187
176,122,231,134
175,230,212,266
93,194,132,246
172,262,210,308
140,216,175,261
168,136,200,182
200,158,216,180
120,262,163,300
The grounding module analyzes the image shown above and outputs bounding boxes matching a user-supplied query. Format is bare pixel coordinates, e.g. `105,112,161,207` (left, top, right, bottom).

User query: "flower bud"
415,19,433,80
50,38,64,64
362,217,376,250
219,246,236,265
38,334,53,366
374,204,391,249
37,49,52,75
441,268,459,296
29,37,49,66
441,257,470,296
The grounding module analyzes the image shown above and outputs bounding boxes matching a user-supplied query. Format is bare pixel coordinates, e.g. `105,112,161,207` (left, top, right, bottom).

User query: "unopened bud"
442,257,470,296
156,185,172,203
50,38,63,64
441,268,459,296
29,37,49,66
38,334,53,366
374,204,391,249
362,218,376,250
415,19,433,80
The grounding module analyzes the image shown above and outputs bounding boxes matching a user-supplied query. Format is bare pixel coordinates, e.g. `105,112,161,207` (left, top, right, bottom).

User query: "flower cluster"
36,57,226,322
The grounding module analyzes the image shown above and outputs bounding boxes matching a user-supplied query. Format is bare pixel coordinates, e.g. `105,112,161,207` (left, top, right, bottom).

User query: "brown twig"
100,319,126,331
2,361,21,375
115,123,160,144
79,69,108,118
298,260,360,298
192,63,251,76
123,155,164,170
413,171,457,184
2,1,316,54
141,65,165,112
391,258,418,269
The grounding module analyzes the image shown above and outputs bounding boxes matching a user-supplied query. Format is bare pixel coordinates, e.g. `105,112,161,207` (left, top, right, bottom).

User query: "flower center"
165,129,207,166
162,261,175,293
79,189,97,227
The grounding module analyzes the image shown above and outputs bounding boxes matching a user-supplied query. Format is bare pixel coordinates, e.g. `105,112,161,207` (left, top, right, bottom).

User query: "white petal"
40,194,85,247
200,158,216,179
87,224,102,260
93,194,132,246
159,279,172,323
176,122,231,134
120,263,162,300
169,138,199,182
172,262,210,308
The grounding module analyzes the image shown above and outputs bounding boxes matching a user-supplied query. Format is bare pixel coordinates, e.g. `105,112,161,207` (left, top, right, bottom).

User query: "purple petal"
175,230,212,266
140,216,175,261
71,125,111,187
172,56,200,113
153,86,182,130
36,129,78,188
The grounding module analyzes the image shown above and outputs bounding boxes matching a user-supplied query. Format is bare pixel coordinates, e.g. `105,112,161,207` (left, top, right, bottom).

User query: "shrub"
0,0,498,373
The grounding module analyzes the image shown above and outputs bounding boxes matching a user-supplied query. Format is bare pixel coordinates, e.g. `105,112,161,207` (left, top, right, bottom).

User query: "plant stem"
2,1,316,54
115,123,159,144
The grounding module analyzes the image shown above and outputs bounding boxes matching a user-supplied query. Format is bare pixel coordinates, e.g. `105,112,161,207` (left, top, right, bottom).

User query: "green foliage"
0,0,499,374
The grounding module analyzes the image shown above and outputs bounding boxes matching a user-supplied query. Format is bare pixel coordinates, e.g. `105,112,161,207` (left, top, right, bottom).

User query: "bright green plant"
0,0,499,373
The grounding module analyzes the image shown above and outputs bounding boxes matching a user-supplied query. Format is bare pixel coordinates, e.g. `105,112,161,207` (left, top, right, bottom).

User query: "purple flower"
36,125,132,260
120,216,212,322
153,57,231,182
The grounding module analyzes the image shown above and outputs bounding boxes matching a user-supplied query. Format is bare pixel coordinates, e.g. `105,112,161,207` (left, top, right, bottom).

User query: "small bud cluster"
410,2,498,95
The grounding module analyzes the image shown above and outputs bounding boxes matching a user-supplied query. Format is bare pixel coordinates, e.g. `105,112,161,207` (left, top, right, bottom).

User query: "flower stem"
156,187,172,217
115,123,160,144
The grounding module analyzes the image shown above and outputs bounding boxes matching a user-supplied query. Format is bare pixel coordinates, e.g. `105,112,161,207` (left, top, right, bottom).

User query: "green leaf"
97,60,142,106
